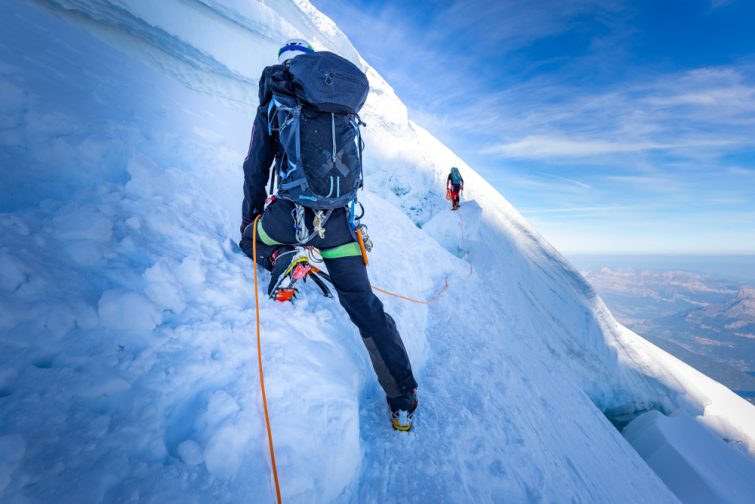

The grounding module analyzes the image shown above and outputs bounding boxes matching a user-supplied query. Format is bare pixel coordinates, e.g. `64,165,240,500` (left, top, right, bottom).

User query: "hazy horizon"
566,252,755,283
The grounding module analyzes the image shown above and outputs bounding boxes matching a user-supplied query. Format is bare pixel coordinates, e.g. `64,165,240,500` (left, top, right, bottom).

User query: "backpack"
267,51,369,209
450,167,462,185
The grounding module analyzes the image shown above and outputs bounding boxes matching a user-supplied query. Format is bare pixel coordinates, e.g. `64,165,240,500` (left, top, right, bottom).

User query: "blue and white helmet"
278,38,314,64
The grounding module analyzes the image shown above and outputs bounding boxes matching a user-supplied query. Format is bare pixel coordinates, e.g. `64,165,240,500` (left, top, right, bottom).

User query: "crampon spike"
274,288,296,302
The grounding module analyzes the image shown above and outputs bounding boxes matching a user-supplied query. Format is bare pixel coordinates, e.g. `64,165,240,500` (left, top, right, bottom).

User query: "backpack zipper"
330,71,364,86
331,112,337,163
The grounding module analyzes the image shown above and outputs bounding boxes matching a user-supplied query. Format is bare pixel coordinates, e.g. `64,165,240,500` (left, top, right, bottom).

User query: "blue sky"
310,0,755,254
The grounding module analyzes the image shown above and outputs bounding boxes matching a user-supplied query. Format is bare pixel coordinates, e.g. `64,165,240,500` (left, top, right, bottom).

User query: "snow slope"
1,0,753,502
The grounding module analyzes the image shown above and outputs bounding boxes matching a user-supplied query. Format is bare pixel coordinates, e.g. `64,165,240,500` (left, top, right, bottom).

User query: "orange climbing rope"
371,278,449,305
370,208,472,303
252,216,282,504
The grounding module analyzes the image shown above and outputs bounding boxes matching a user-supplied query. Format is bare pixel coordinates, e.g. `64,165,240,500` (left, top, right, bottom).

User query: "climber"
447,167,464,211
238,39,418,430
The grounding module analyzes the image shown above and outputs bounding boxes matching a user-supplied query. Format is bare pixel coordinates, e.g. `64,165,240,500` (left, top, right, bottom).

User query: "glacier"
1,0,754,502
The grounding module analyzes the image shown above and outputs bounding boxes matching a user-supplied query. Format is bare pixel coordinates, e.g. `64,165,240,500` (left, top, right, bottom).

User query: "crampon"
269,253,333,302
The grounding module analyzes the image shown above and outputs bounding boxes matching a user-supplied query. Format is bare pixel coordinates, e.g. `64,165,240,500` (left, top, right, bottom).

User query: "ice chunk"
53,206,113,242
144,261,186,315
177,440,204,466
176,257,205,287
0,250,26,292
98,289,161,331
0,435,25,493
204,391,240,428
204,424,249,480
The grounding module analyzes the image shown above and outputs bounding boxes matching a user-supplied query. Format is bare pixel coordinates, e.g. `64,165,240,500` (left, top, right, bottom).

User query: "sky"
310,0,755,254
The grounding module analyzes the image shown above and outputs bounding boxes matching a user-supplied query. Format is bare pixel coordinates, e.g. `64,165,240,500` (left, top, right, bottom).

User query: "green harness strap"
320,242,361,259
256,220,284,246
257,220,362,259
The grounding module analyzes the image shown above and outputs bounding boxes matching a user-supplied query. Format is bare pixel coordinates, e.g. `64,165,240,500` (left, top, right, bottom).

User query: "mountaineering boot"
267,247,311,301
387,389,418,431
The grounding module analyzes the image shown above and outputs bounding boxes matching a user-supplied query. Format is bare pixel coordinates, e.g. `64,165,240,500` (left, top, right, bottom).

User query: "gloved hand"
240,216,252,235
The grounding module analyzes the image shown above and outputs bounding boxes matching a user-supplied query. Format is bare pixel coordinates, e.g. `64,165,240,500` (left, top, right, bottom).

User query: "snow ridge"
1,0,754,502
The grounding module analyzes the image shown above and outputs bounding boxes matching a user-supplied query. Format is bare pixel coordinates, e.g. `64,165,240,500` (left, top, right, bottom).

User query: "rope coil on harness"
292,203,331,244
293,203,308,243
313,210,327,239
252,216,283,504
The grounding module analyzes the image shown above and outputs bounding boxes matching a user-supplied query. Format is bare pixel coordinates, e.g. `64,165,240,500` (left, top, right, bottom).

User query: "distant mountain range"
582,268,755,403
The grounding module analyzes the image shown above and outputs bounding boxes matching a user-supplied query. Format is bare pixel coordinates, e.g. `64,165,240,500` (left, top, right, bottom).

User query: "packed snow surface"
1,0,753,502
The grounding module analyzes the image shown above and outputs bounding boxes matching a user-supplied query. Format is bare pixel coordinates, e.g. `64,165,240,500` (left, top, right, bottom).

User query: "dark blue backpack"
267,52,369,209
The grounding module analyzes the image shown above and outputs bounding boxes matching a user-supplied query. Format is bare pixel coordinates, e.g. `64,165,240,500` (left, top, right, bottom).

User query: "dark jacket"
241,65,286,222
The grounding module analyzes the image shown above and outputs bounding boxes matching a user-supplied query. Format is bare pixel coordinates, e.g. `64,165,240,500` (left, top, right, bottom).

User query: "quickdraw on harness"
348,198,372,265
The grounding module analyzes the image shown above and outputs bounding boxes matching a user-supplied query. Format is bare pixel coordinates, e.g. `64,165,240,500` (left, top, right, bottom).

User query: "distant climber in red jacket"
447,167,464,210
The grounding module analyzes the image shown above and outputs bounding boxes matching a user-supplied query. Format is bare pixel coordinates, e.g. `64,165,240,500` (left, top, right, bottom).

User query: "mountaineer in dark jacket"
238,39,418,430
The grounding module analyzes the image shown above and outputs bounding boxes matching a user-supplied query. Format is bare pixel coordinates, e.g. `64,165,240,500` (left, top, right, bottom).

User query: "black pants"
240,198,418,398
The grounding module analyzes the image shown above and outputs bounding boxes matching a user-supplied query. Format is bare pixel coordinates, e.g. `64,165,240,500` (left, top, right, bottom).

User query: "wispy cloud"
484,136,665,158
484,134,742,159
312,0,624,136
520,206,627,215
539,172,592,190
431,0,622,48
472,66,755,164
601,174,691,193
497,172,593,193
710,0,735,10
314,0,755,168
